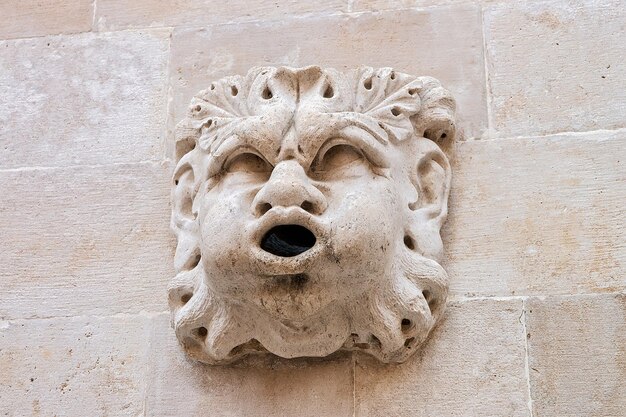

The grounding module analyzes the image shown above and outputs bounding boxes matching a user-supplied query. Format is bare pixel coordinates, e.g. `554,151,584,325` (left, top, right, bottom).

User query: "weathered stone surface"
0,0,93,40
145,314,354,416
355,299,529,417
351,0,472,12
0,0,622,413
168,5,487,156
444,129,626,297
526,294,626,417
95,0,346,31
0,315,151,415
169,66,455,364
0,163,174,319
484,0,626,137
0,30,169,169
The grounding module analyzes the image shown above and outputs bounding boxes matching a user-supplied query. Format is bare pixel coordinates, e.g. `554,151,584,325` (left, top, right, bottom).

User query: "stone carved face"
170,66,455,364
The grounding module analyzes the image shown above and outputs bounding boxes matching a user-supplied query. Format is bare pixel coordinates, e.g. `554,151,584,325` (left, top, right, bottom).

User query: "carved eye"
312,144,367,175
225,152,272,174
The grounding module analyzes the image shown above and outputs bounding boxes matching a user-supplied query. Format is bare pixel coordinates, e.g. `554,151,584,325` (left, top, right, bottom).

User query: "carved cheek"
197,188,253,272
326,179,402,265
199,178,258,218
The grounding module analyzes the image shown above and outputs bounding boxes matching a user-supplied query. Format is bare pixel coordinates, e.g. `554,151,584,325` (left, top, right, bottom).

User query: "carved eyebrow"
339,116,388,145
322,125,390,169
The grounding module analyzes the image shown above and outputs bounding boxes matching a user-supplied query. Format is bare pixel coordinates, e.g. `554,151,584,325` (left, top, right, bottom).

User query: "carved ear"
406,141,451,261
171,159,201,273
412,147,451,221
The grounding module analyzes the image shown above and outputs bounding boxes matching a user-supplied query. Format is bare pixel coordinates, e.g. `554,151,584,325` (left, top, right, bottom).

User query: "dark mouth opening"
260,224,316,257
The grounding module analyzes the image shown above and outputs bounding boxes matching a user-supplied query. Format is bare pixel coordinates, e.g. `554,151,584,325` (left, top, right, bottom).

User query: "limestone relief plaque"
169,66,456,364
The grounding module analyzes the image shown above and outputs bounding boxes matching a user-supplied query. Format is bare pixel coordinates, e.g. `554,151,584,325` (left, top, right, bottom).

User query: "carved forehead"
174,66,456,163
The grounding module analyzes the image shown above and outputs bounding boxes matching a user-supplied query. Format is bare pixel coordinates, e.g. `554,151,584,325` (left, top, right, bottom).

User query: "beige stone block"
355,299,529,417
0,0,93,40
0,162,174,319
168,5,487,156
484,0,626,137
145,314,354,416
0,314,151,415
351,0,473,12
0,30,169,169
444,130,626,297
95,0,346,31
526,294,626,417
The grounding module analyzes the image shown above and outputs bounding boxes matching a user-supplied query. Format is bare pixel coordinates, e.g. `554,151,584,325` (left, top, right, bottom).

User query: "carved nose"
252,160,327,216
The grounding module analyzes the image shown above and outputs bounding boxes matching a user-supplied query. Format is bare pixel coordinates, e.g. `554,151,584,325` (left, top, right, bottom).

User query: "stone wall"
0,0,624,415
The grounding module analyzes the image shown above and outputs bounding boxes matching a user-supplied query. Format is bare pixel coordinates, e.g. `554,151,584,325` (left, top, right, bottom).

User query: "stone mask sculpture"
169,66,456,364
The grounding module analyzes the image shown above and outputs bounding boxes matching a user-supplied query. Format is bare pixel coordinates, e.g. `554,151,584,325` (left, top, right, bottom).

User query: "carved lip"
250,207,328,272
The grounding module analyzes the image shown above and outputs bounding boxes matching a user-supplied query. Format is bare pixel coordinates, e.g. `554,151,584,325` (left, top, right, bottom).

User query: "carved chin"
168,250,448,364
